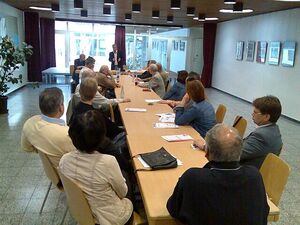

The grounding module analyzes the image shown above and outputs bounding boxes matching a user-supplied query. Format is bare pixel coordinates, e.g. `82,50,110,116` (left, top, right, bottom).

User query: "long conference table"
115,75,279,224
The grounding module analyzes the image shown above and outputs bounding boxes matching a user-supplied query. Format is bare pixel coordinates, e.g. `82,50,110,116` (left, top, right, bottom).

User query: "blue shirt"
175,101,216,137
41,114,65,126
163,82,185,101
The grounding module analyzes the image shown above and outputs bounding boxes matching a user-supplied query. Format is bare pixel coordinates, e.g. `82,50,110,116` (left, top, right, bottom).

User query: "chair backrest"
260,153,291,206
233,115,247,138
70,65,75,75
109,103,115,122
58,171,95,225
66,94,80,125
38,151,62,189
215,104,227,123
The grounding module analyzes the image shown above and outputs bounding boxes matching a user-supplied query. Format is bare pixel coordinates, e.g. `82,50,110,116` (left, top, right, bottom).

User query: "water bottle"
120,85,125,99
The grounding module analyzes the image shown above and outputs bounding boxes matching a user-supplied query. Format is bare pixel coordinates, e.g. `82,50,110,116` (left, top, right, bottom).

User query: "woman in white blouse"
59,110,133,225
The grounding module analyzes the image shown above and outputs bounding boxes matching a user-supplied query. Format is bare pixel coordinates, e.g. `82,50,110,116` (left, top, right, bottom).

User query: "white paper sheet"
125,108,147,112
161,134,193,142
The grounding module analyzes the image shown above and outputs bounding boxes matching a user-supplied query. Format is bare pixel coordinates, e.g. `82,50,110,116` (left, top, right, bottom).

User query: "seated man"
137,59,156,80
167,124,269,225
137,64,165,98
72,53,86,85
21,87,75,167
79,56,95,79
75,64,130,108
96,65,119,98
240,95,283,168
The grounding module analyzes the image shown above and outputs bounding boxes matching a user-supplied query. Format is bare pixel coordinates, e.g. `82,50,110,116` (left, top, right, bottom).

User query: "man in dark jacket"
109,44,123,70
167,124,269,225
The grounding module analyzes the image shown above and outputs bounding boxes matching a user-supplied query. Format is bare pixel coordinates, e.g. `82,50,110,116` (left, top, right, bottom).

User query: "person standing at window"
109,44,124,70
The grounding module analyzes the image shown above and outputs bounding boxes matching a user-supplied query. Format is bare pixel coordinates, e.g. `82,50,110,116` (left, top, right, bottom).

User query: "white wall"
0,2,27,94
212,8,300,121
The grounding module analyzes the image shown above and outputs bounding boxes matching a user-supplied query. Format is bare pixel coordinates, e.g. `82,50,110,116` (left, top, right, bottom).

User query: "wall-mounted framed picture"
256,41,268,63
173,40,178,51
268,41,281,65
282,41,296,67
246,41,256,61
236,41,244,61
179,40,185,51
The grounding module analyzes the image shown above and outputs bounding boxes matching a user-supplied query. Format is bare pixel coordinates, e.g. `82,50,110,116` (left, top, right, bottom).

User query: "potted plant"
0,35,33,113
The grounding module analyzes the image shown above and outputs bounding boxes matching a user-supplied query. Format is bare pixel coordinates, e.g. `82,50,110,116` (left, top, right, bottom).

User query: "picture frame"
236,41,244,61
246,41,256,61
179,40,185,51
173,40,178,51
268,41,281,65
282,41,296,67
256,41,268,63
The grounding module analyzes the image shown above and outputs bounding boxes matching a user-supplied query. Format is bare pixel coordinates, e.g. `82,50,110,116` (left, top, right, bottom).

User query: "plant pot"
0,96,8,114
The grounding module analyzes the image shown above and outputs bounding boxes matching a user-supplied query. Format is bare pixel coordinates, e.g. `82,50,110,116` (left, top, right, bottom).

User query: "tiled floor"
0,84,299,224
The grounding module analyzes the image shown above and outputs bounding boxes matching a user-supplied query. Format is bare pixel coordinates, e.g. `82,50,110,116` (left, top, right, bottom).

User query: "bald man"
167,124,269,225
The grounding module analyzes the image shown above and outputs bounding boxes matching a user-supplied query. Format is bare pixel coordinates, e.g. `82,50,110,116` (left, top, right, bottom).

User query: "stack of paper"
153,123,179,129
156,113,175,123
161,134,193,142
125,108,147,112
145,99,160,103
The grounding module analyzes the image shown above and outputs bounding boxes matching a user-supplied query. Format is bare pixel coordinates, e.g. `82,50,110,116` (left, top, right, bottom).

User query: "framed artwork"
268,41,281,65
256,41,268,63
282,41,296,67
179,40,185,51
173,41,178,51
246,41,256,61
236,41,244,61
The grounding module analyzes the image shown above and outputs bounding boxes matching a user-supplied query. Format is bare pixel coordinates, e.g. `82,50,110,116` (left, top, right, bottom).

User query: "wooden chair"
232,115,247,138
215,104,227,123
70,65,75,75
38,151,68,223
260,153,291,222
109,102,115,122
58,170,146,225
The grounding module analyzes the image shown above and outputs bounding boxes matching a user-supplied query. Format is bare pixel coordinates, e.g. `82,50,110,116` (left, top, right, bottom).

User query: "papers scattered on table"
153,123,179,129
137,155,182,168
161,134,193,142
156,113,175,123
125,108,147,112
145,99,160,103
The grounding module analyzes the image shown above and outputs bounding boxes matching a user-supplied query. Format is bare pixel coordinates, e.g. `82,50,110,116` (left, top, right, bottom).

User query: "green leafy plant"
0,35,33,96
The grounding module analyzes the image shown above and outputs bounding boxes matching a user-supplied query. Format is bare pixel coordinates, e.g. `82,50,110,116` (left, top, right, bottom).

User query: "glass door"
151,39,168,70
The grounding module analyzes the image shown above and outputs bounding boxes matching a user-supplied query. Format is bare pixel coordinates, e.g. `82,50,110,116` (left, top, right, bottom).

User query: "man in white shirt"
109,44,124,70
21,87,75,167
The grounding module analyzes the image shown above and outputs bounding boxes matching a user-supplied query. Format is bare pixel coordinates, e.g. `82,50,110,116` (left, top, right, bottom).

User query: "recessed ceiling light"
103,6,111,15
167,15,174,23
198,13,205,22
224,0,236,4
219,8,253,13
132,3,141,13
74,0,83,9
205,17,219,21
104,0,114,5
29,6,52,11
51,3,60,12
81,9,88,17
152,10,160,19
125,13,132,21
171,0,181,10
186,7,195,16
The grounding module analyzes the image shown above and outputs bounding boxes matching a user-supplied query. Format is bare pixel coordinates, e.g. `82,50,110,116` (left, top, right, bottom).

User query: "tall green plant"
0,35,33,96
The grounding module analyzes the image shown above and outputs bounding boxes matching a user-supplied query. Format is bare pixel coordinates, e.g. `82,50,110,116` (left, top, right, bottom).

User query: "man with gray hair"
167,124,269,225
21,87,75,167
137,63,165,98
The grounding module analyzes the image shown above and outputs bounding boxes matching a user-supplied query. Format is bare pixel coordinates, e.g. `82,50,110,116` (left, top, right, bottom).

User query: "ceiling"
4,0,300,27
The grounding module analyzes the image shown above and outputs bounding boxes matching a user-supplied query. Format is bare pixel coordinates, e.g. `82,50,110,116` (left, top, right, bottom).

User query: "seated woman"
70,77,130,170
162,70,188,101
59,110,133,225
174,80,216,137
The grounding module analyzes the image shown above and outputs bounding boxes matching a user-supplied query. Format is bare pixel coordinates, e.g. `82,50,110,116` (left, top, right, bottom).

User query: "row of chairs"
215,103,291,222
215,103,247,137
38,150,146,225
